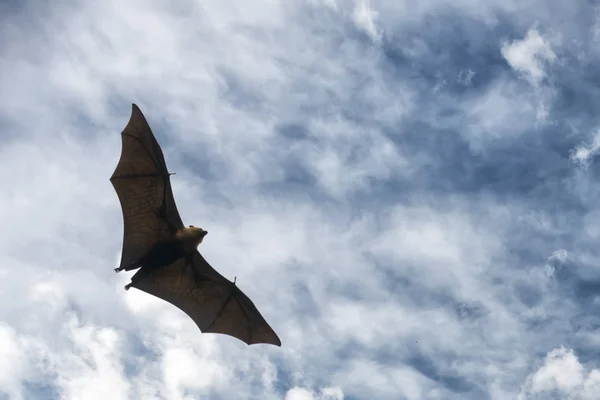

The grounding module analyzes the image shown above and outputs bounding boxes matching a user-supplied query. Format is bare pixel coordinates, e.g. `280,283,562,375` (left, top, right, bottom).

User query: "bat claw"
114,267,122,273
124,283,132,291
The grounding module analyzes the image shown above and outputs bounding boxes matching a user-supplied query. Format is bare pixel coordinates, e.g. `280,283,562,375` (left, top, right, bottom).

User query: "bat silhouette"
110,104,281,347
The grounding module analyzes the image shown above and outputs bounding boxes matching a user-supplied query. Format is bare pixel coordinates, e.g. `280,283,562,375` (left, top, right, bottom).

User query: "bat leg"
115,262,141,274
124,267,149,291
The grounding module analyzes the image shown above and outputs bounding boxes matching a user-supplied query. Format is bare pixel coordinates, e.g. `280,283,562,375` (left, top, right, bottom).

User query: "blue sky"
2,0,600,399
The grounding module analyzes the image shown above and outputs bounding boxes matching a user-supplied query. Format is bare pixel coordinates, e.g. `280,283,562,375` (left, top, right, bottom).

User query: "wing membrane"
130,251,281,346
110,104,184,270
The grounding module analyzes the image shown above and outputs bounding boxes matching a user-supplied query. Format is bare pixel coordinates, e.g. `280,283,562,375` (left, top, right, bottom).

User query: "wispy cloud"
352,0,382,43
571,127,600,167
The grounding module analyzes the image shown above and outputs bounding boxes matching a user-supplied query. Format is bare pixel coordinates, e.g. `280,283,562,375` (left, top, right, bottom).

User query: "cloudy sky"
3,0,600,399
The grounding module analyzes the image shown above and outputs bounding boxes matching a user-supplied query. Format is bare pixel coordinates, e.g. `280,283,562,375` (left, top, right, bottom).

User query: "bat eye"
189,225,194,228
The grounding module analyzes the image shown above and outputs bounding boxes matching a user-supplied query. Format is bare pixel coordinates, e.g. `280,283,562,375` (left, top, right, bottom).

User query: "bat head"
187,225,208,244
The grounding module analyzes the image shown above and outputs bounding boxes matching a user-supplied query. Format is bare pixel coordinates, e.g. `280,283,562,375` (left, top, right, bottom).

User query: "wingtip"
125,103,149,130
250,333,282,347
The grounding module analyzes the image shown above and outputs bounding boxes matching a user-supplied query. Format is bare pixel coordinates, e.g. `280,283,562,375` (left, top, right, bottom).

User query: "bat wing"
130,251,281,347
110,104,185,271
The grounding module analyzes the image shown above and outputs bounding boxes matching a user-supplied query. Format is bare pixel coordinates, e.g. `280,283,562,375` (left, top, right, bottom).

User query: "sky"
2,0,600,399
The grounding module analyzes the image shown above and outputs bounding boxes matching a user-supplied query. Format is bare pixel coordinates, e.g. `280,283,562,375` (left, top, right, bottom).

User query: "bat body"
110,104,281,347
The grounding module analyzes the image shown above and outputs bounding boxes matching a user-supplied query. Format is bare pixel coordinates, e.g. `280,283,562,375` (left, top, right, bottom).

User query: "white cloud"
0,324,28,399
519,348,600,399
55,321,130,400
457,69,476,86
501,27,557,85
571,127,600,166
549,249,569,263
353,0,382,42
162,346,226,398
285,386,344,400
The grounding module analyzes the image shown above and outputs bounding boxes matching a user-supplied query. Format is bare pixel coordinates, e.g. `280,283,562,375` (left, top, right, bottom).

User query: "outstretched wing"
129,251,281,346
110,104,184,271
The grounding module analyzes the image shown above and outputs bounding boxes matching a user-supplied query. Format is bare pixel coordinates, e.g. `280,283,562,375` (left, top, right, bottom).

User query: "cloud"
519,347,600,399
352,0,382,43
3,0,600,399
501,27,557,85
571,127,600,167
0,324,28,399
285,386,344,400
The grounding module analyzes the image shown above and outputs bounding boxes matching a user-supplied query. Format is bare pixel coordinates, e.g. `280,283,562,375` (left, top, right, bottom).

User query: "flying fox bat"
110,104,281,347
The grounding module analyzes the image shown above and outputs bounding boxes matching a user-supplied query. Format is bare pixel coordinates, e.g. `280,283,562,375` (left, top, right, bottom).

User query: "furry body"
116,226,207,278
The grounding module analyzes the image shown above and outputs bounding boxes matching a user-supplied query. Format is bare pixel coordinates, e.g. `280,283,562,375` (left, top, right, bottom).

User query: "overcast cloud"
2,0,600,399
